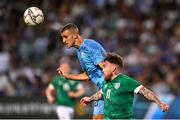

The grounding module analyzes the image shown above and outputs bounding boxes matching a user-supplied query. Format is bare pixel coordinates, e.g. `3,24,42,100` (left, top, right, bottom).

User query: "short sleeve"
48,84,55,90
76,83,83,90
124,77,141,93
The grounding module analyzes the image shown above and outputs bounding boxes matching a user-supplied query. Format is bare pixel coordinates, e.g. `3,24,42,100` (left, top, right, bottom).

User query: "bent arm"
45,85,56,104
138,86,169,112
64,72,89,81
80,91,102,106
138,86,161,105
57,66,89,81
89,91,103,101
68,84,85,98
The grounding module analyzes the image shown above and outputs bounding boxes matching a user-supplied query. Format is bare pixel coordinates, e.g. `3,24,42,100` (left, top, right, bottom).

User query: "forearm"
45,88,55,104
69,85,84,98
66,72,89,81
89,91,102,102
139,86,162,106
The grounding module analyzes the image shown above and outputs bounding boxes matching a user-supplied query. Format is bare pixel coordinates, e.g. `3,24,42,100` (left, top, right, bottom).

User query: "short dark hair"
60,23,79,33
104,52,124,68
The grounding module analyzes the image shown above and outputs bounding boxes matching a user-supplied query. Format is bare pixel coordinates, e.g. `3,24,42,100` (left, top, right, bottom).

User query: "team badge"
114,83,120,89
103,84,107,89
81,52,85,57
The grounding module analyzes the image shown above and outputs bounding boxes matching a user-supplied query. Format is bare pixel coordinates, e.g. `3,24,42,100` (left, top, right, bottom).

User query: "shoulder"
119,74,137,83
52,75,64,82
69,80,79,85
53,75,63,79
84,39,103,49
121,75,141,88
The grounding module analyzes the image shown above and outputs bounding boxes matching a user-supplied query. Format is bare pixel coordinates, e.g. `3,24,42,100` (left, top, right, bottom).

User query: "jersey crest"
103,84,107,89
114,83,120,89
81,52,85,57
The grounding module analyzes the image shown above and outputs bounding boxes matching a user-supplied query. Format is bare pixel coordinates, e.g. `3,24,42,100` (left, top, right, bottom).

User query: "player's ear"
111,66,116,73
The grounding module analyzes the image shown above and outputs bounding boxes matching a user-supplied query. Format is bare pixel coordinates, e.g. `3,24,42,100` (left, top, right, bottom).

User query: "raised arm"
80,91,102,106
138,86,169,112
57,67,89,81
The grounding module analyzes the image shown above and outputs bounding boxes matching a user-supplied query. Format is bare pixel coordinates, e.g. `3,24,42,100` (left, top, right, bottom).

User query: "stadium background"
0,0,179,119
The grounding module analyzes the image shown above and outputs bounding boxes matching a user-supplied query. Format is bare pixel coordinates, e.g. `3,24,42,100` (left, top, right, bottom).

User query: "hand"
47,96,55,104
57,67,69,79
68,91,75,98
159,103,169,112
80,97,91,106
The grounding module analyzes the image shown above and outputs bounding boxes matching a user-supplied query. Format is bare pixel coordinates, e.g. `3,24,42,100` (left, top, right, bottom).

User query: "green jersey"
102,74,141,119
51,75,80,107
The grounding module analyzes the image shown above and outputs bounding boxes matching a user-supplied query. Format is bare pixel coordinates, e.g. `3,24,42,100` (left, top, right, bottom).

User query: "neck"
74,36,83,48
111,71,122,80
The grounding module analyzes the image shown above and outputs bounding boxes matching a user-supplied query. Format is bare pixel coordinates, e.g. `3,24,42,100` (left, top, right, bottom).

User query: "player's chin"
66,44,72,48
104,76,111,81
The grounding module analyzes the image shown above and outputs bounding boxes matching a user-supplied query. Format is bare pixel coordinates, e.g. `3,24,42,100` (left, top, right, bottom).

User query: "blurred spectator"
0,1,179,117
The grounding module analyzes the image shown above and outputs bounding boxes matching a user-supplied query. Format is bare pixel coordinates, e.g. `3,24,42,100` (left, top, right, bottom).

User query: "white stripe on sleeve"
49,84,55,90
134,85,143,94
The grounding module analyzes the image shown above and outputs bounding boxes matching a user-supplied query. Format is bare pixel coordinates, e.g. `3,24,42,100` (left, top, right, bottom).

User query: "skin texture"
80,60,169,113
46,63,84,104
59,27,104,119
57,29,89,81
138,86,169,112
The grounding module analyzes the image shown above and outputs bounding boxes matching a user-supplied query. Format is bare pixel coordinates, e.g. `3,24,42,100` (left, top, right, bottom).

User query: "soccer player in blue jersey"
57,23,106,119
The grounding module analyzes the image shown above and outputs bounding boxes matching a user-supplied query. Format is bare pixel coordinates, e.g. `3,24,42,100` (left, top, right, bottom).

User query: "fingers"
57,67,64,76
163,105,169,112
80,98,89,106
161,104,169,112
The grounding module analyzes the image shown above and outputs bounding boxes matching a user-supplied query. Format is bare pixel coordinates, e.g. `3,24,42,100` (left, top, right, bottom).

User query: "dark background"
0,0,179,119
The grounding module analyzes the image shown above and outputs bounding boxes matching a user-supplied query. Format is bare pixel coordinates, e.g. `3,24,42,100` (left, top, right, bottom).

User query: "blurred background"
0,0,179,119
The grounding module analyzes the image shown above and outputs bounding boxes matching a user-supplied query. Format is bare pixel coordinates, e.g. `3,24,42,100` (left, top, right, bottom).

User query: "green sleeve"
69,81,80,91
124,77,141,92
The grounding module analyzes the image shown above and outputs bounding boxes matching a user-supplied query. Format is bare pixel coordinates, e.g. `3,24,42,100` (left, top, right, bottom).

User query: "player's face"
61,30,75,48
59,63,71,74
100,61,113,81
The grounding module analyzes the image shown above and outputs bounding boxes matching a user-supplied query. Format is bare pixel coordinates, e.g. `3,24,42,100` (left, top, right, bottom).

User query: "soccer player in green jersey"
80,52,169,119
46,62,84,120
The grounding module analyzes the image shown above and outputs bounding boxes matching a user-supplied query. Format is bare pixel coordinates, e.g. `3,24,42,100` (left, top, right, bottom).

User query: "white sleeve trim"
48,84,55,90
134,85,143,94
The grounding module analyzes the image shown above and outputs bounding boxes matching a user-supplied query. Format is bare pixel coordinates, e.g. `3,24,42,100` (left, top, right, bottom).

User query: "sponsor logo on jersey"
63,83,70,91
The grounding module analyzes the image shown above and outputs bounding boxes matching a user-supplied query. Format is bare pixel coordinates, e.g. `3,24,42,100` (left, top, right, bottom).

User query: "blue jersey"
77,39,106,89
